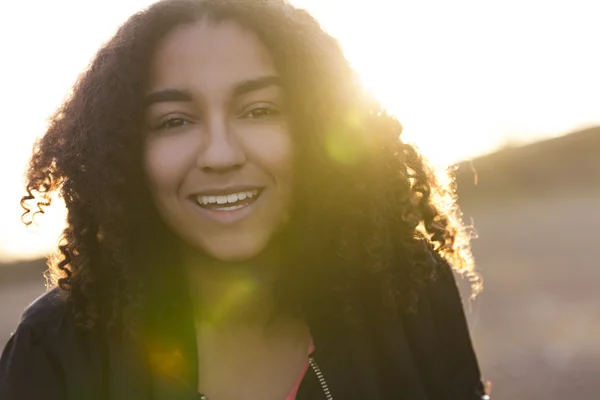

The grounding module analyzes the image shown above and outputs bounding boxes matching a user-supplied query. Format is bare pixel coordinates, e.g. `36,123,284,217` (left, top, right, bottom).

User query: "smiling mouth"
192,188,264,211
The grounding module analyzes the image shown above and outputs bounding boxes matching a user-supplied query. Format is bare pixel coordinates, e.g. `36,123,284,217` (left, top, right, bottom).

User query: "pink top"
285,339,315,400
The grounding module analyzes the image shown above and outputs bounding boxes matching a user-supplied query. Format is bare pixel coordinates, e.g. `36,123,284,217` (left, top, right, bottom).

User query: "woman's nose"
196,118,246,173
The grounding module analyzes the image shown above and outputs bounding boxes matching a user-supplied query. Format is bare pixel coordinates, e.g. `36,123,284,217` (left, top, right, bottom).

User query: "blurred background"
1,0,598,398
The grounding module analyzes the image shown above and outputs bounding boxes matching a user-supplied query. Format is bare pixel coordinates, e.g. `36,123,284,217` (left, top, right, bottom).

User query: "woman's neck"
182,248,281,330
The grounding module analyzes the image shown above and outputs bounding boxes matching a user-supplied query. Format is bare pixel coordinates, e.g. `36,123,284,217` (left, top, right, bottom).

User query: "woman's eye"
243,107,280,119
158,117,190,130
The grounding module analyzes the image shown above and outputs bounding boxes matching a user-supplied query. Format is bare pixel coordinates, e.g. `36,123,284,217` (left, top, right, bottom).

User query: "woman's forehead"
146,19,278,95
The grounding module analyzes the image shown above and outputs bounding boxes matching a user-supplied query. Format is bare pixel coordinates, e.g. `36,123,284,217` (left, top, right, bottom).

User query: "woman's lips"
195,188,261,210
188,187,264,224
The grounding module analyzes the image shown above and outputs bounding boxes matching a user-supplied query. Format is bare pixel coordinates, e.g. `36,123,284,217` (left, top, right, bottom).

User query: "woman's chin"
179,225,291,266
208,250,262,263
196,237,273,264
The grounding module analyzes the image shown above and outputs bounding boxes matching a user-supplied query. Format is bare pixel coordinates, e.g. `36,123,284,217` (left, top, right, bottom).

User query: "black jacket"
0,264,487,399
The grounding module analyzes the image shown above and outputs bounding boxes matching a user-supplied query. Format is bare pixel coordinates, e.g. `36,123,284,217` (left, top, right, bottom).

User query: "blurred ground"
462,192,600,398
1,127,599,398
456,126,600,398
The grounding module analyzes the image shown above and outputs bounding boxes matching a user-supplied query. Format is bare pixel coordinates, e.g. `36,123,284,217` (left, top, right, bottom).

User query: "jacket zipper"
308,356,333,400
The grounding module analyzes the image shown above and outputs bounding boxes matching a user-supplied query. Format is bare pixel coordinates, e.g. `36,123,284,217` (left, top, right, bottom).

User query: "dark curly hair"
21,0,479,331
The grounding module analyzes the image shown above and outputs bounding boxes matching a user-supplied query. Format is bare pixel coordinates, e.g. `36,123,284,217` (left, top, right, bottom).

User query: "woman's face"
143,20,293,262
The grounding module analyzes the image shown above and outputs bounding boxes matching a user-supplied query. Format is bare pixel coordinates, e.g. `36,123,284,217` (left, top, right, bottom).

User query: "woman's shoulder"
1,288,74,369
15,287,71,337
0,288,73,397
398,260,487,399
20,287,68,321
1,288,120,399
401,258,472,351
1,287,80,375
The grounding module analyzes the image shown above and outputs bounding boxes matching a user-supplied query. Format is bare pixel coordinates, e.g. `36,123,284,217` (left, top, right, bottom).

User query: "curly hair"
21,0,480,331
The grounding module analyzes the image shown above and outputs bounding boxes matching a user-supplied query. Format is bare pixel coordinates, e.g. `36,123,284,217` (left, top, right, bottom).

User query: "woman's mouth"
192,188,264,212
189,187,265,224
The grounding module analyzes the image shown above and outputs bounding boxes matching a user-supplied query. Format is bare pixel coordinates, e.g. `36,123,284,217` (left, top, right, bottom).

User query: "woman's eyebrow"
144,88,194,108
144,75,284,108
232,75,284,97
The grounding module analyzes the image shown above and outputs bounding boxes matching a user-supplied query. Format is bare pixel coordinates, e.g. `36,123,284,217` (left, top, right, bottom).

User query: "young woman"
0,0,489,399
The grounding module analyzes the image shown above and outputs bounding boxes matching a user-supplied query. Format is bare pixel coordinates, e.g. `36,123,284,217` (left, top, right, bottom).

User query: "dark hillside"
455,126,600,199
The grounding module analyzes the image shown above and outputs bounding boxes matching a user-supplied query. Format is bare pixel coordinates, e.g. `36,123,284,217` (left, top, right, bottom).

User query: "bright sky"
0,0,599,262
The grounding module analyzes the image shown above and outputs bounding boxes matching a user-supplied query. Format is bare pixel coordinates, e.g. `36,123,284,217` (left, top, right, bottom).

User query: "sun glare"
0,0,598,261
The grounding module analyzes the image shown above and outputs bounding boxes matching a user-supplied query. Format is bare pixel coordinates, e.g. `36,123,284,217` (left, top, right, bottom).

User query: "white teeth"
196,189,260,207
218,204,245,211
